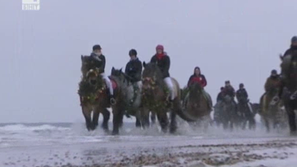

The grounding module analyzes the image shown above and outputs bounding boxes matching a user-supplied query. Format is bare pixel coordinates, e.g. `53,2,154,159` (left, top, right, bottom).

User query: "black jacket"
125,58,142,82
236,88,248,103
90,53,106,73
284,45,297,57
216,92,224,103
150,54,170,78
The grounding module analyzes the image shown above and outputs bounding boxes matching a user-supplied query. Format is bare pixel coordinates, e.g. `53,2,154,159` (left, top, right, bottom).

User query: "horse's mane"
143,62,163,82
111,67,130,85
188,82,204,100
281,51,297,90
81,55,97,77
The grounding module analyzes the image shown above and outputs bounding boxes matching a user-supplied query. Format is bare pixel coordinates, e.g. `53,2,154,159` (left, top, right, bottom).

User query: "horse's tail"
174,105,197,122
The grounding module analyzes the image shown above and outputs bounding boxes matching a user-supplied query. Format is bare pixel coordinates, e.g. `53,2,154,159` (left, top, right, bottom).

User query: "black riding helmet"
129,49,137,56
291,36,297,43
271,69,277,74
93,44,102,51
239,83,244,88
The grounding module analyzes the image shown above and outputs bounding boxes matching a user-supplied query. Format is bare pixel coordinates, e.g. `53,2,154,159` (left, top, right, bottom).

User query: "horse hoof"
112,131,119,135
290,131,297,136
170,128,177,134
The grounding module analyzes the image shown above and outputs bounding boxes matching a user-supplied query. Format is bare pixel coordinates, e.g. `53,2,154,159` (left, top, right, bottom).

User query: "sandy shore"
1,135,297,167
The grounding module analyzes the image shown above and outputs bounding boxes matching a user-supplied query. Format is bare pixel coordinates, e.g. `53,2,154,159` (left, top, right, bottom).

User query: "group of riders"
82,35,297,134
90,44,212,106
88,35,297,107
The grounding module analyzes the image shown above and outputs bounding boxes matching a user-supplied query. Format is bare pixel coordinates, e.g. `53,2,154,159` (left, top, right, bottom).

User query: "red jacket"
187,74,207,87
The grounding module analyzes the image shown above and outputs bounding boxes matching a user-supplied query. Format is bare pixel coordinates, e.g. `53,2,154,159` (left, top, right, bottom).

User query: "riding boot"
129,83,139,106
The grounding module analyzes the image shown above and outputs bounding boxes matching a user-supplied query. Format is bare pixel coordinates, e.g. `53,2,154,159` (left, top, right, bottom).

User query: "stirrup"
110,97,116,105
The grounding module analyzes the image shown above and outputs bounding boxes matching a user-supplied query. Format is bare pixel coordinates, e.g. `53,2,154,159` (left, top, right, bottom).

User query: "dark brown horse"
280,53,297,134
78,68,110,131
182,82,212,130
141,62,196,133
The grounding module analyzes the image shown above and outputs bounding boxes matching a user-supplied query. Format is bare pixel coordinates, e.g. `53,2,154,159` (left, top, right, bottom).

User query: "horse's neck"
189,88,202,99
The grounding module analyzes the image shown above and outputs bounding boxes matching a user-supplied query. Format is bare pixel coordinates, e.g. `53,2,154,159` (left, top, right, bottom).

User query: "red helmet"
156,45,164,51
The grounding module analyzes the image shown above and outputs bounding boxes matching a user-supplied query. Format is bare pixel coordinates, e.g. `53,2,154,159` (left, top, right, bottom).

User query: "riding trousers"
164,77,175,100
101,73,114,95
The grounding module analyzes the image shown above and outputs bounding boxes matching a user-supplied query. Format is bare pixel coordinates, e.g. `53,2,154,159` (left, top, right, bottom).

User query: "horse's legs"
264,118,270,133
101,108,110,132
112,107,124,135
138,108,150,128
249,115,256,130
135,118,141,128
286,106,297,133
157,111,169,133
169,111,177,134
92,107,100,129
82,105,94,131
151,112,156,125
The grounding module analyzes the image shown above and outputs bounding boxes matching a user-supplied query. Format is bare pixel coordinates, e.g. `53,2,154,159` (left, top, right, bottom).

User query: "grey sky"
1,0,296,123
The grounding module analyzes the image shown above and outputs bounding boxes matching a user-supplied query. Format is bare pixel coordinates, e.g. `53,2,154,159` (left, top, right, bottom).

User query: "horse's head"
188,82,203,93
78,68,103,104
85,68,103,87
111,67,128,85
281,51,297,90
142,62,163,92
81,55,95,77
223,95,233,104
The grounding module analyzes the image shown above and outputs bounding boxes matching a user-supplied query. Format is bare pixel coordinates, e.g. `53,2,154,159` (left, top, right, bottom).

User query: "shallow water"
0,122,295,167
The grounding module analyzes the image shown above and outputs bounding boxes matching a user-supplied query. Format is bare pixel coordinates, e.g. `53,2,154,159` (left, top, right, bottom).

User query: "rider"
125,49,143,105
262,70,282,111
90,44,116,105
223,80,237,106
187,67,207,87
216,87,225,103
283,36,297,57
223,80,235,97
187,66,212,109
265,70,280,93
236,83,249,103
150,45,175,102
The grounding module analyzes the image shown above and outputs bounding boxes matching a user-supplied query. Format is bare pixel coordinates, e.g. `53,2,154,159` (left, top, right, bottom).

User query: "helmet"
225,80,230,84
239,83,244,87
271,69,277,74
93,44,102,51
291,36,297,43
156,45,164,51
129,49,137,56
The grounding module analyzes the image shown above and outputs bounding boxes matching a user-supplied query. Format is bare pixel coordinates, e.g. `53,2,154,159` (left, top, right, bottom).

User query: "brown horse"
141,62,197,133
280,53,297,134
259,88,283,132
182,82,212,130
78,68,110,131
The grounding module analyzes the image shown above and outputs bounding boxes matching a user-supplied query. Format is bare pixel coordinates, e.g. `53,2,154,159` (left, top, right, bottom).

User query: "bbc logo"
22,0,40,11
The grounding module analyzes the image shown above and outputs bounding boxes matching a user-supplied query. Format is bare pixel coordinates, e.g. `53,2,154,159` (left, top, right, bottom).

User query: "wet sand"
1,136,297,167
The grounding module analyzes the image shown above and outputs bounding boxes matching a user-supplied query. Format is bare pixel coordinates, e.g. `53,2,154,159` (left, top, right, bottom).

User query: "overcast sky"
0,0,296,123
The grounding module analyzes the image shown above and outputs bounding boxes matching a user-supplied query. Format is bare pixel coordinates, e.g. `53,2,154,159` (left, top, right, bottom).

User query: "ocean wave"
0,124,70,132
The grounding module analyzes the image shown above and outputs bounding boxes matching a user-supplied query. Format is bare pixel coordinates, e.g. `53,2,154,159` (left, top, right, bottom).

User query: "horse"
259,87,282,132
220,95,238,130
237,99,256,130
110,67,150,131
182,82,212,130
141,62,197,133
78,68,110,131
280,53,297,134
